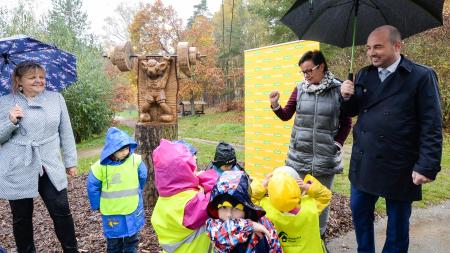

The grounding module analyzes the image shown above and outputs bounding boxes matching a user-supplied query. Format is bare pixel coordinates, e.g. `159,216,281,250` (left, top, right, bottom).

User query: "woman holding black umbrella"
269,50,351,237
0,61,79,252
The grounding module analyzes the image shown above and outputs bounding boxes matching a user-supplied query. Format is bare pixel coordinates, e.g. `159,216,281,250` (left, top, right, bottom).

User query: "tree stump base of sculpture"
135,122,177,208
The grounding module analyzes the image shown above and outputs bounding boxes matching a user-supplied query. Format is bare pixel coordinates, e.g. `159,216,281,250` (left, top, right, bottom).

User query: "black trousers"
9,172,78,253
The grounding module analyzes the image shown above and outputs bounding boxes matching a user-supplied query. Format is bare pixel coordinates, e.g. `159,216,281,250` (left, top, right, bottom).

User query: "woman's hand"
9,104,24,124
269,90,280,108
66,167,77,177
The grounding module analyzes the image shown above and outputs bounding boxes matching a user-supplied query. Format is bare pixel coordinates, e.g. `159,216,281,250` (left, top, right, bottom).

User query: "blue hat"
207,171,265,221
174,140,197,156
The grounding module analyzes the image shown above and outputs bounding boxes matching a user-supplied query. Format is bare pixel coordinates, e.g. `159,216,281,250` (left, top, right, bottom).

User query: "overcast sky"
0,0,221,41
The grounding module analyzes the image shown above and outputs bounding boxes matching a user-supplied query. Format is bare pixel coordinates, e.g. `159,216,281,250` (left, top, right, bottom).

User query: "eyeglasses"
300,65,320,76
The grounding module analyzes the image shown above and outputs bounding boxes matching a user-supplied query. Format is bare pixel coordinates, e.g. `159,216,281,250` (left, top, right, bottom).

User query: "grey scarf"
301,71,336,94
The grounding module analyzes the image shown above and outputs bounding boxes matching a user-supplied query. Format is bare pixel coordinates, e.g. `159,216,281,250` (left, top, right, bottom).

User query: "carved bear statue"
139,56,173,122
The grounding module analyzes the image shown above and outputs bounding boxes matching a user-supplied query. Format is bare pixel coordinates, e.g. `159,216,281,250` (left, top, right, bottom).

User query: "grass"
76,126,245,175
75,110,245,174
331,130,353,197
78,155,98,174
76,124,135,175
333,131,450,212
77,110,450,211
115,109,138,120
414,135,450,208
178,109,245,168
76,124,135,150
187,139,244,169
76,111,245,174
178,109,244,145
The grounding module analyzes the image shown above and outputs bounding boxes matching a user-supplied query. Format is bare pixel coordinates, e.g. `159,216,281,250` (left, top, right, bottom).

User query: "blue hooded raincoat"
86,127,147,238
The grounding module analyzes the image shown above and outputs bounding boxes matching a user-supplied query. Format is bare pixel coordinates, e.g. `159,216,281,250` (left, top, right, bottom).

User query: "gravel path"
180,137,244,151
77,147,102,158
327,201,450,253
111,116,244,153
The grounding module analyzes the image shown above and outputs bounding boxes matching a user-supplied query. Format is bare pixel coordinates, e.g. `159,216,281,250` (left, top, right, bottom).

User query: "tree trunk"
135,123,178,208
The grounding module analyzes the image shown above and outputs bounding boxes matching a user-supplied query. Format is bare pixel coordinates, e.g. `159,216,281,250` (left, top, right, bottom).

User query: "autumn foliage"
111,0,448,126
103,61,136,112
180,15,225,103
403,2,450,130
128,0,184,55
127,1,228,108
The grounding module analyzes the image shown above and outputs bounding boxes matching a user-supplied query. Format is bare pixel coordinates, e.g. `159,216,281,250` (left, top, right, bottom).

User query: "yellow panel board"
244,40,320,179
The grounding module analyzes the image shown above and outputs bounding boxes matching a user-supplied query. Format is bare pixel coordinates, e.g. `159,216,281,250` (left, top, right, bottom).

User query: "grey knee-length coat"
0,90,77,200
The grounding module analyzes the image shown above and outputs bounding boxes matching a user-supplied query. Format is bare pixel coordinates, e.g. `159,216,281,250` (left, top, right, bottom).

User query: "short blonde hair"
12,61,46,93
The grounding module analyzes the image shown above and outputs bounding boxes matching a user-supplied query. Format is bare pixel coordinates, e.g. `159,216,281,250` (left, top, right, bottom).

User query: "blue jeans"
350,185,412,253
107,233,139,253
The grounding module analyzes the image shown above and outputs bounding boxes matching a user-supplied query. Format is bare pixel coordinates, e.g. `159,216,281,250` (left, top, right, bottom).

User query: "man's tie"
379,69,390,82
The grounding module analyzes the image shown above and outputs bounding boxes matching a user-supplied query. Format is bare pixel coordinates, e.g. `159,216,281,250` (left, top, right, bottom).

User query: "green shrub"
64,81,113,142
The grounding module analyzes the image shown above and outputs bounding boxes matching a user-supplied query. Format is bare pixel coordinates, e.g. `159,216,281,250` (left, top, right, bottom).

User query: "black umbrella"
281,0,445,79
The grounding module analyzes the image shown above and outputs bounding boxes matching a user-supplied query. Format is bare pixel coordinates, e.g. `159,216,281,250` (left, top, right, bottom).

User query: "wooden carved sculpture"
109,41,201,124
108,42,202,207
140,56,173,122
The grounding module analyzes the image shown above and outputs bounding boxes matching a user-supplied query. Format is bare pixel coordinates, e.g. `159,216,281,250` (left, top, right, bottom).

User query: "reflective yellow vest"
151,190,211,253
91,154,141,215
261,195,324,253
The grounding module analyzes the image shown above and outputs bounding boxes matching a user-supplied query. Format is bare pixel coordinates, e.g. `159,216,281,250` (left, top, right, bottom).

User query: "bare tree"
101,2,141,48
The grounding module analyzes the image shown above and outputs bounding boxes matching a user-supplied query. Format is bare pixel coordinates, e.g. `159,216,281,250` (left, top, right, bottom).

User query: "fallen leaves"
0,175,357,251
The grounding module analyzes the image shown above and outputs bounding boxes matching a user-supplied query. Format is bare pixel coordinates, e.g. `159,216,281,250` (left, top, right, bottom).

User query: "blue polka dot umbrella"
0,34,77,95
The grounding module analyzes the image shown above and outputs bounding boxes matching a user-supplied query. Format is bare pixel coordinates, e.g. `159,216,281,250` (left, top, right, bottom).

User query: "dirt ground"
0,175,161,252
0,174,353,252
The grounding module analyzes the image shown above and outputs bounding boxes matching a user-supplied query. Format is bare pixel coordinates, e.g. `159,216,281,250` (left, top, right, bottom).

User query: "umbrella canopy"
281,0,444,48
0,34,77,96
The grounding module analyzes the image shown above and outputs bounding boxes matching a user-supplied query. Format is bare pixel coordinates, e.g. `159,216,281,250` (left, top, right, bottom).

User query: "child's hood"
100,127,137,165
152,139,199,197
212,141,236,168
207,171,265,220
268,171,301,213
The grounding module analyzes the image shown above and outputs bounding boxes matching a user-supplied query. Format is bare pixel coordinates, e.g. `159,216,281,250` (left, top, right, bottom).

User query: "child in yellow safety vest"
151,139,217,253
251,166,332,253
87,127,147,252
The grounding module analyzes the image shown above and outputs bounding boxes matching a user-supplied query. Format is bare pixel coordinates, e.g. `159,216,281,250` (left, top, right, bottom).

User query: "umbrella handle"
348,73,353,81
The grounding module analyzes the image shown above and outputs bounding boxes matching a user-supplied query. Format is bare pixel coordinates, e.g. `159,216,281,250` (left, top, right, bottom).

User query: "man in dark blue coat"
341,25,442,253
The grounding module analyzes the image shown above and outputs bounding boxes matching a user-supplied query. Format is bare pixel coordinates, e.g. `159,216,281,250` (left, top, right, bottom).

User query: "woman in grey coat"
0,61,78,252
269,50,352,237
